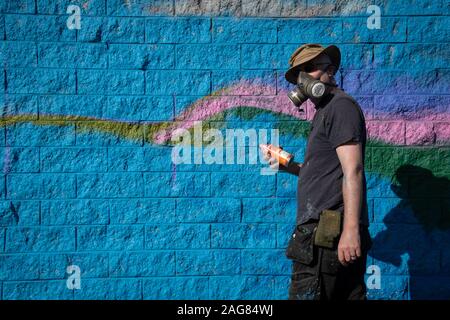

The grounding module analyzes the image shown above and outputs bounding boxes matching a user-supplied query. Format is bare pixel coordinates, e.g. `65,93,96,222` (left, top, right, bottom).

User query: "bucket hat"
285,43,341,84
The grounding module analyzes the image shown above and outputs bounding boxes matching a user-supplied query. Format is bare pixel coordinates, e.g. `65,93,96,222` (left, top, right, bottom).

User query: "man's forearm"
342,168,363,230
279,161,302,176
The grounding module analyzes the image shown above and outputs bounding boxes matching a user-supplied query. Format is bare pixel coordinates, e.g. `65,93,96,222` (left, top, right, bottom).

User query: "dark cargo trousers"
288,223,372,300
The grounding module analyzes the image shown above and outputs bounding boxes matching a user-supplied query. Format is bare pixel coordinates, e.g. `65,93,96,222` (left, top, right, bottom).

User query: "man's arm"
335,141,364,266
279,161,302,176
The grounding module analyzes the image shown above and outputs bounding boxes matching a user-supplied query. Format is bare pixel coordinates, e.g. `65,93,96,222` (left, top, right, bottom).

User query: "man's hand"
261,146,280,170
337,226,361,266
261,145,302,175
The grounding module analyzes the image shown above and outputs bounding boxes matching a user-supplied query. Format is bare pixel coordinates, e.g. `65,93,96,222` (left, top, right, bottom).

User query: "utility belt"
285,209,342,265
286,209,372,266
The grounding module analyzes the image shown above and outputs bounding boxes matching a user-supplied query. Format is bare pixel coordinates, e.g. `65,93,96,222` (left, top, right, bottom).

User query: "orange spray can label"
259,144,294,167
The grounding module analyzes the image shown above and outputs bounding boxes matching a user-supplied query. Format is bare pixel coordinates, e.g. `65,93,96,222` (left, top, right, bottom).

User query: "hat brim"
284,45,341,84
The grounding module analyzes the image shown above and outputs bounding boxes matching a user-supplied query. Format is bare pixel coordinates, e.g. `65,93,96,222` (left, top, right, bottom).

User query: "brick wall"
0,0,449,300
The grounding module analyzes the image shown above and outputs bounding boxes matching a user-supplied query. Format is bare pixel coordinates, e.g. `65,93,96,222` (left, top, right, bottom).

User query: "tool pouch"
314,209,342,249
285,223,317,265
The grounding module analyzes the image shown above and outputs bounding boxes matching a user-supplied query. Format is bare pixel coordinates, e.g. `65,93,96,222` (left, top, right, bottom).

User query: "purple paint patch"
367,121,405,145
435,122,450,145
406,122,436,145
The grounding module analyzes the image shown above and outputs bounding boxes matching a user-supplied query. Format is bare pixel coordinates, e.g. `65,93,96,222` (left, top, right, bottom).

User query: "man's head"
285,43,341,86
285,44,341,108
299,53,338,86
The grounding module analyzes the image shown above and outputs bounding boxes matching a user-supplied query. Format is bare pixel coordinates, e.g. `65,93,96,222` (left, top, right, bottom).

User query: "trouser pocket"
289,261,321,300
288,272,321,300
285,222,317,265
319,247,341,275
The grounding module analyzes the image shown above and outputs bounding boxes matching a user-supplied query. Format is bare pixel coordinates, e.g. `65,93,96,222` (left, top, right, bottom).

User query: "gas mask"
287,72,332,111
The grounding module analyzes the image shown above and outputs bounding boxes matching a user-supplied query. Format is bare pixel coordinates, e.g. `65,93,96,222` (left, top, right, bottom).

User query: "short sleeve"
325,97,365,149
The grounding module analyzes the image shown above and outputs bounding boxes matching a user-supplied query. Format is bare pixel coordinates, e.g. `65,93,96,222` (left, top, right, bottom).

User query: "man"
262,44,372,300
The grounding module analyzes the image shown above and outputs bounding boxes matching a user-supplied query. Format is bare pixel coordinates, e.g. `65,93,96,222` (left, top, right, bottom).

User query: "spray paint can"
259,144,294,167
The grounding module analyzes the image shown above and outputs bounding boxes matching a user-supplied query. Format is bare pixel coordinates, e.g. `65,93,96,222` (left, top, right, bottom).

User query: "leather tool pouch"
314,209,342,249
285,223,317,265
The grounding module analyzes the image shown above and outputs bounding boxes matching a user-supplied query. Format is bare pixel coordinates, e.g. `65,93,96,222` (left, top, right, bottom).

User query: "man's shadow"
369,165,450,300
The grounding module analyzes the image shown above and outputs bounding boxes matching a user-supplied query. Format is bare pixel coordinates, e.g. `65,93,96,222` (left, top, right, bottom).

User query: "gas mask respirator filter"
287,72,327,111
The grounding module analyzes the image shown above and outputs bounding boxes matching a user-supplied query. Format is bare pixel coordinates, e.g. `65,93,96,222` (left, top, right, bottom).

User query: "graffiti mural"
0,0,449,299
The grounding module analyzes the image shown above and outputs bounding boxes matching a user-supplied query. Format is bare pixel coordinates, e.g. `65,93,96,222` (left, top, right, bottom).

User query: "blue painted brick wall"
0,0,449,300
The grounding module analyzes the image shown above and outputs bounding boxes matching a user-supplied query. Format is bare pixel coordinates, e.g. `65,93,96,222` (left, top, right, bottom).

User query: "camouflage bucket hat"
285,43,341,84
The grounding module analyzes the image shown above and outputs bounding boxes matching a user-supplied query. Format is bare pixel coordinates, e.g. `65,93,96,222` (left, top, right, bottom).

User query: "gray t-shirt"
296,87,369,226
